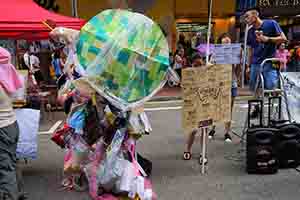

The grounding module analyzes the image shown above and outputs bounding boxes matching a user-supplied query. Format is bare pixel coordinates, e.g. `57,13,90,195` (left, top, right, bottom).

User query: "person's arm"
257,21,287,44
247,47,252,66
265,32,287,45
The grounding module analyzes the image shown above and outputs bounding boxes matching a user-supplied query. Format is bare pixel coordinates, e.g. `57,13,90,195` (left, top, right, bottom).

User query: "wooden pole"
201,127,208,174
206,0,213,65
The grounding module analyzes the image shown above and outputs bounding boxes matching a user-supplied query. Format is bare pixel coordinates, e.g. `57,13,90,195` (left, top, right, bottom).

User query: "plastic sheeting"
282,72,300,122
76,9,169,111
15,109,40,159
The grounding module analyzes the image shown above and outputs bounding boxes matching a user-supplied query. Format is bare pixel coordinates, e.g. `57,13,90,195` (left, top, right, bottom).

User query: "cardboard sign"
182,65,232,134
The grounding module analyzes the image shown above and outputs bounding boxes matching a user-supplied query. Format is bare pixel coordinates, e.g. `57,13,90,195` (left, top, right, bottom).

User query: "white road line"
146,100,183,105
144,106,182,111
39,120,63,135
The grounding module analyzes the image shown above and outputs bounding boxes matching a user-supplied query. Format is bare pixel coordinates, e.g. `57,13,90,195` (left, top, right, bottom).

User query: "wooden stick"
201,127,207,174
42,21,54,31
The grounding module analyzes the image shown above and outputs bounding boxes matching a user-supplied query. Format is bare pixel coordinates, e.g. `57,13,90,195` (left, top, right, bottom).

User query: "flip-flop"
183,152,192,160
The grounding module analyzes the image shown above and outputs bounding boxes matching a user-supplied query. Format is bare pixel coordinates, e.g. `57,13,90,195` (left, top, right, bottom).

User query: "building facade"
47,0,236,50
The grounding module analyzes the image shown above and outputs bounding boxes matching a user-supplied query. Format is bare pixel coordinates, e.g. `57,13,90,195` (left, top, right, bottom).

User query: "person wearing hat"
0,47,24,200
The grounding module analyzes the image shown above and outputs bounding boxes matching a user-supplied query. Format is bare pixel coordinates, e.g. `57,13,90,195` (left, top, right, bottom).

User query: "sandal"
183,152,192,160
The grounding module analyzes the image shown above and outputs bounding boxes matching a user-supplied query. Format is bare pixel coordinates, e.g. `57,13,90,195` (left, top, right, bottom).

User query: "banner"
282,72,300,122
182,65,232,134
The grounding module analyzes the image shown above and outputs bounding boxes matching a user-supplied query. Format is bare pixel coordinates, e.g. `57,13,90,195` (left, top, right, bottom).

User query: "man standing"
245,7,287,92
0,47,23,200
23,50,43,85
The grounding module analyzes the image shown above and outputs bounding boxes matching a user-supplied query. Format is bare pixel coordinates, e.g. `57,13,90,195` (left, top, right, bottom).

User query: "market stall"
0,0,85,112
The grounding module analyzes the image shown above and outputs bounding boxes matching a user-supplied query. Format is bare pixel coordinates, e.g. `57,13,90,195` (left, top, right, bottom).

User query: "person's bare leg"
225,96,235,142
185,129,197,153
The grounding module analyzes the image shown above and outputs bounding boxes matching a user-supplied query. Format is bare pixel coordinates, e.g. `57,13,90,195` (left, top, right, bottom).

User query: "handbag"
51,124,74,149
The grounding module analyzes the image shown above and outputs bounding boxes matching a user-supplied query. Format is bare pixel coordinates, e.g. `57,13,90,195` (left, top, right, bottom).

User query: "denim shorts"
249,63,279,92
231,87,238,97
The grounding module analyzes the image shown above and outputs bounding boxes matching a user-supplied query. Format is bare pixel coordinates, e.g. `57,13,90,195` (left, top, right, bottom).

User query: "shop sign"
258,0,300,8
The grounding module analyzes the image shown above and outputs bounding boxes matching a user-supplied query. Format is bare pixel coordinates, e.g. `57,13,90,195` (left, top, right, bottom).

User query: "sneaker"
208,129,215,140
199,156,208,165
224,133,232,143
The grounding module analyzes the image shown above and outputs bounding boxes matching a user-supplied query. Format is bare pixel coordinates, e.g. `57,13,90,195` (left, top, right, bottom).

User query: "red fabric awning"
0,0,85,40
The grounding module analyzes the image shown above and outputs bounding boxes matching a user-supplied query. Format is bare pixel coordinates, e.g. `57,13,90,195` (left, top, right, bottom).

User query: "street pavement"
20,101,300,200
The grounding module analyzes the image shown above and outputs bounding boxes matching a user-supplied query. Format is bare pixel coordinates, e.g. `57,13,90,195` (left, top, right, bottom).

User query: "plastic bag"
67,104,86,134
84,140,106,199
70,135,90,165
114,160,135,194
63,135,90,175
64,149,81,174
96,129,126,191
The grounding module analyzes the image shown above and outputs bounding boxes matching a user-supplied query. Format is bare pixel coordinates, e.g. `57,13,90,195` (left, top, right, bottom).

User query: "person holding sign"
207,33,237,142
183,53,208,163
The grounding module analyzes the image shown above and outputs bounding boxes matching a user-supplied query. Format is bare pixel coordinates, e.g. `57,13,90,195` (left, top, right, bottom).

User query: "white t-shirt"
23,53,40,72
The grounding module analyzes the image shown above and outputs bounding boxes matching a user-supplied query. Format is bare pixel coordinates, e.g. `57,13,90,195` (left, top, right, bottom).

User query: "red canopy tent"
0,0,85,40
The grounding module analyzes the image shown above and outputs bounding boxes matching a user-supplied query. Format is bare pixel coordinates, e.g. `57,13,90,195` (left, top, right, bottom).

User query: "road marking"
39,120,63,135
146,100,183,105
144,106,182,111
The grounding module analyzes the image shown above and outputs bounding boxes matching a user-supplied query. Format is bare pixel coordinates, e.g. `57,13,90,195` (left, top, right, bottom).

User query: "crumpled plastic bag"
67,104,86,134
114,160,135,194
128,176,157,200
96,129,126,191
64,135,90,174
84,140,106,199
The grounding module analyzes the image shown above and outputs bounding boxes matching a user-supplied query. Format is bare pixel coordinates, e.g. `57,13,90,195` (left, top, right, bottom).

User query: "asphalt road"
20,102,300,200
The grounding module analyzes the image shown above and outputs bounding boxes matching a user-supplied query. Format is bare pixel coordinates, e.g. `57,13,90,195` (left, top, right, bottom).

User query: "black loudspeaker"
246,128,279,174
277,124,300,168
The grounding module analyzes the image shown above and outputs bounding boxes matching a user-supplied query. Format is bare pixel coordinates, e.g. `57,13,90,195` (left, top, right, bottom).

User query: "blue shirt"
247,20,283,64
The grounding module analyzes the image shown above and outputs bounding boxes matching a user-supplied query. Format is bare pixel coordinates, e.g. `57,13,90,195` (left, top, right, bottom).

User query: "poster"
281,72,300,122
213,43,241,65
182,65,232,134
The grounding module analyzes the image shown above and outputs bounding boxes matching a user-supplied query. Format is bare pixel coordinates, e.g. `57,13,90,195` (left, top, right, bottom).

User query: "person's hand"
256,31,269,43
245,65,250,81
